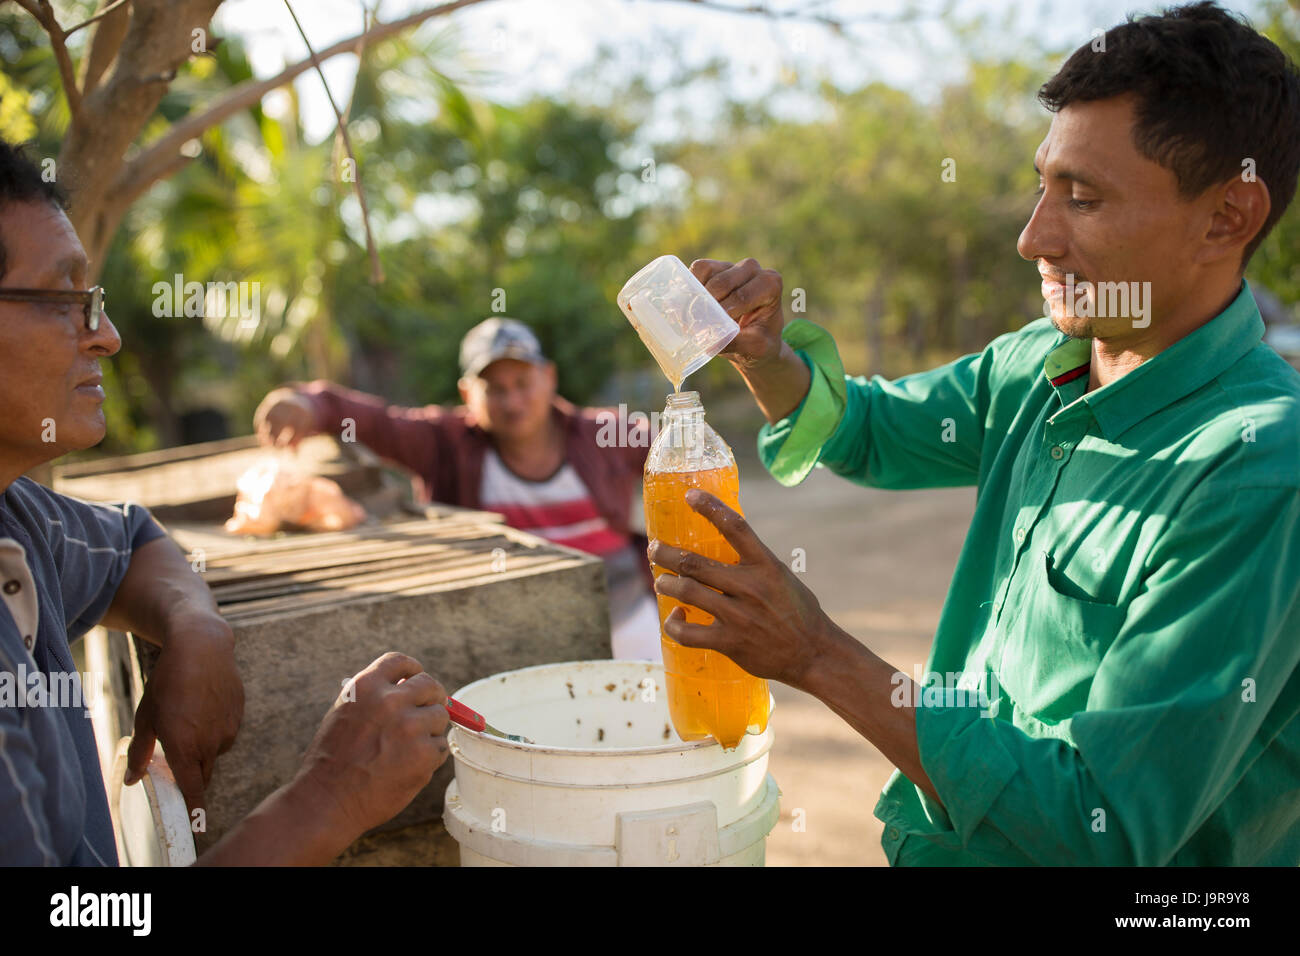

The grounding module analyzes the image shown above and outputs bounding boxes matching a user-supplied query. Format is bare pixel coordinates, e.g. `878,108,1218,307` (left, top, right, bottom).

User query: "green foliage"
319,40,646,407
5,5,1299,460
1248,1,1300,308
22,23,647,450
0,70,37,142
648,56,1052,379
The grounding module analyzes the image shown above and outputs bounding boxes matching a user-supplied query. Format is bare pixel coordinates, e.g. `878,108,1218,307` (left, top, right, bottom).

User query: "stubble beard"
1048,303,1097,340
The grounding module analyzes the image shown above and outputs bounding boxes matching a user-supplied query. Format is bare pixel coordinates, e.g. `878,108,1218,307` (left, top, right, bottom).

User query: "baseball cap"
458,317,548,379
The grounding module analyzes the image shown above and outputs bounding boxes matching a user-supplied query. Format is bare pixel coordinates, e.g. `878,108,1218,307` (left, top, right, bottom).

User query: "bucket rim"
449,659,774,756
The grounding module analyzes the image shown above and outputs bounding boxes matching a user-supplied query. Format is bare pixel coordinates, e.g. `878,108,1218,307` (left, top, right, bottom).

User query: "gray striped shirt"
0,477,164,866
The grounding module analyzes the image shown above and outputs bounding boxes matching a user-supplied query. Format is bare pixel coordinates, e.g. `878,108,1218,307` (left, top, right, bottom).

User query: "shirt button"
1014,527,1026,544
2,579,20,595
1050,445,1065,460
887,827,901,841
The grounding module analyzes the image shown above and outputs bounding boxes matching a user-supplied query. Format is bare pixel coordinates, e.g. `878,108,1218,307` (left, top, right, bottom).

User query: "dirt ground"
731,463,977,866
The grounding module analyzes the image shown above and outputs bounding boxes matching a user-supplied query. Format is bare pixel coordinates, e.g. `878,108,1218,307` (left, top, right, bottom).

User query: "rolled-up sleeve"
756,319,848,486
910,481,1300,865
758,318,1003,490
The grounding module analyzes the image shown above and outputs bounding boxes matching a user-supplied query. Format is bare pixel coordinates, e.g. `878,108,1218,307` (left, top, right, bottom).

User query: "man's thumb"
125,715,156,786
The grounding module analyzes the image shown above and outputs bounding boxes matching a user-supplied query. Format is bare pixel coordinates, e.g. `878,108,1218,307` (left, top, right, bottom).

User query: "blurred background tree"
1250,0,1300,307
1,0,1296,457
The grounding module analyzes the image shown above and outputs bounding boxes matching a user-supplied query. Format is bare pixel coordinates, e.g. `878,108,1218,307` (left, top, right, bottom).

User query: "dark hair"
1038,1,1300,266
0,138,68,280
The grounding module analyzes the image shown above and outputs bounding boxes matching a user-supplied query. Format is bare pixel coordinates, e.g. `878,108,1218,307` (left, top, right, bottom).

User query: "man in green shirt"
647,2,1300,864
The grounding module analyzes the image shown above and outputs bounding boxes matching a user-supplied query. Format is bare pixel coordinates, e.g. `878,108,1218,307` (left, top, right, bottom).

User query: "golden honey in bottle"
643,390,770,749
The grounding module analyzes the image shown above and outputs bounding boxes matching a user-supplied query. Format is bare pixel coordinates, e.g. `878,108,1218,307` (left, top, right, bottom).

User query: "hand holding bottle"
644,390,769,748
647,487,835,692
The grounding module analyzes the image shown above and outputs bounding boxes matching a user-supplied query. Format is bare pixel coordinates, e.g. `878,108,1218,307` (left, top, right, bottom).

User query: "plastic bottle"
643,390,771,750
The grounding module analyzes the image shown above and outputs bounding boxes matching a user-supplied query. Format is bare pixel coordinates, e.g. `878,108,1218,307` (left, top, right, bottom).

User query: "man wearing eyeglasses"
0,139,452,865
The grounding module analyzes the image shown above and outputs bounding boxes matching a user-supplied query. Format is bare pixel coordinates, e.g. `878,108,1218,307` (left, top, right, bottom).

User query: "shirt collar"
1042,280,1265,440
0,537,40,652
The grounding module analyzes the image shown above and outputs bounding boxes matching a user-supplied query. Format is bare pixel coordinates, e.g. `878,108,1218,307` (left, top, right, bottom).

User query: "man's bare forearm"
797,620,943,806
729,341,813,425
195,776,356,866
100,534,229,647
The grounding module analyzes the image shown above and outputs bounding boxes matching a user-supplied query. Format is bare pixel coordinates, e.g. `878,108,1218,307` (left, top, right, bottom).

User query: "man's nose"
1016,196,1066,264
86,308,122,357
506,385,531,410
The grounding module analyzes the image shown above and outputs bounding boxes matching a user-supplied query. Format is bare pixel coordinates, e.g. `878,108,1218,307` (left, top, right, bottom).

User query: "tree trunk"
59,0,226,272
34,0,493,277
949,232,973,352
139,349,183,448
864,269,886,376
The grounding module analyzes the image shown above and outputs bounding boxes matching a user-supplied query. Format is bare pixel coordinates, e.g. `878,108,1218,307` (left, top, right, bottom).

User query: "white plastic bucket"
109,738,196,867
443,660,779,866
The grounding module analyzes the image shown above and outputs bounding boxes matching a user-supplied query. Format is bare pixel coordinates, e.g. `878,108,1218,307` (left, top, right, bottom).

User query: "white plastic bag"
225,454,366,535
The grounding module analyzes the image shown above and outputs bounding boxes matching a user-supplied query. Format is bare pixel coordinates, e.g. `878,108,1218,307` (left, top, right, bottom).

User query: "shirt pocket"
999,550,1129,723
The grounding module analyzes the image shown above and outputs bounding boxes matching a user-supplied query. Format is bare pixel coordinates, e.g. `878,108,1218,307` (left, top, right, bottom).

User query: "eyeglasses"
0,285,105,332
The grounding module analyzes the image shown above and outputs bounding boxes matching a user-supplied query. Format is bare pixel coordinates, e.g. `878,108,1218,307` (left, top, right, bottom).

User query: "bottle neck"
663,391,703,423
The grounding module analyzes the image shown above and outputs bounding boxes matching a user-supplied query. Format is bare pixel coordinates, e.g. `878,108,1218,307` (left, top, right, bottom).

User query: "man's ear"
1199,174,1271,267
544,361,557,390
458,377,472,405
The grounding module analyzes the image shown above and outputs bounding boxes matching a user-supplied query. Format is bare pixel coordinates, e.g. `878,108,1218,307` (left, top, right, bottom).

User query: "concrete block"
150,521,610,860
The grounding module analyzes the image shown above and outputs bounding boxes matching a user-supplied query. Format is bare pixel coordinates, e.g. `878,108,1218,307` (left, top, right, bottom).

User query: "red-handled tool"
446,697,534,744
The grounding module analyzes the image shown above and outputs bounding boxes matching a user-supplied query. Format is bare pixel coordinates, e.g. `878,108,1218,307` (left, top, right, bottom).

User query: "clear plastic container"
617,255,740,391
643,390,771,750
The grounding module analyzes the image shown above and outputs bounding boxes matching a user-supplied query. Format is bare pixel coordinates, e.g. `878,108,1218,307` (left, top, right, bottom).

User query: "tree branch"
674,0,935,32
282,0,384,284
106,0,894,220
112,0,493,210
63,0,227,272
66,0,131,36
338,3,378,131
97,147,196,240
14,0,84,119
78,0,133,97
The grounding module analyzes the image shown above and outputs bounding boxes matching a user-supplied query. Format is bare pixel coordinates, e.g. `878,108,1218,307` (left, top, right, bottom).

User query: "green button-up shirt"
758,280,1300,865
